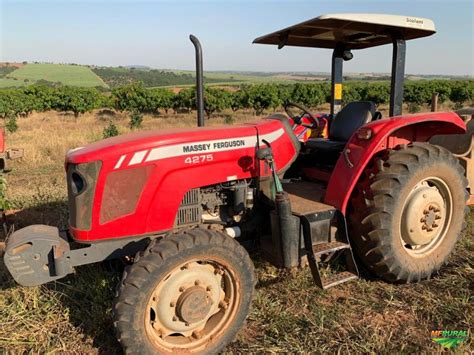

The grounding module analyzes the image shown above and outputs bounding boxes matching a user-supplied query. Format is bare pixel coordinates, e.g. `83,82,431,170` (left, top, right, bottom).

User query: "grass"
0,78,28,88
4,64,108,88
0,109,472,353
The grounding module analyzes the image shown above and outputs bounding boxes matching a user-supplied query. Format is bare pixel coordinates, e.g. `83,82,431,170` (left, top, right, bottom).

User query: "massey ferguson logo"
182,140,246,153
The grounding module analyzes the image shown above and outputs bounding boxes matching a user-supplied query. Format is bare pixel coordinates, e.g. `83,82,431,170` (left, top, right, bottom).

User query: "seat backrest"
329,101,376,141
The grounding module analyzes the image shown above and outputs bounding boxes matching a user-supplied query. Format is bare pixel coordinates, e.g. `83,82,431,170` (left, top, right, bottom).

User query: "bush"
404,82,430,105
365,83,390,104
343,83,368,105
246,84,281,115
408,102,421,113
223,114,235,125
5,115,18,133
0,175,12,210
291,83,325,108
204,87,231,118
173,88,195,113
103,121,119,138
453,102,464,110
112,83,148,112
149,88,174,114
0,80,472,120
129,111,143,129
54,87,102,117
450,81,474,104
230,90,246,112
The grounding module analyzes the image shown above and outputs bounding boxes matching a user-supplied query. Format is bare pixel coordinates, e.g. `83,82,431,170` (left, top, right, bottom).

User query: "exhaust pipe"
189,34,204,127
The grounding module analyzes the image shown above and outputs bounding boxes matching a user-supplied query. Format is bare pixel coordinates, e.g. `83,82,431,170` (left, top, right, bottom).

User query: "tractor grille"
182,188,199,205
175,189,201,226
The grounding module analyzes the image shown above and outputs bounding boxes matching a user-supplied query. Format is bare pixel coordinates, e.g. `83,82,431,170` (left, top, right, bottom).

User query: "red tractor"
4,14,473,353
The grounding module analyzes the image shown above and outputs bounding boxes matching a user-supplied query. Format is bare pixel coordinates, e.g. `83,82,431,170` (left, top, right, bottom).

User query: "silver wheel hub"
176,286,213,324
400,178,452,255
150,261,223,336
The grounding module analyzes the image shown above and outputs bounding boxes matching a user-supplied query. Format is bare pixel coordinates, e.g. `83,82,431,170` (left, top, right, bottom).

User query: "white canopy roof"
253,13,436,49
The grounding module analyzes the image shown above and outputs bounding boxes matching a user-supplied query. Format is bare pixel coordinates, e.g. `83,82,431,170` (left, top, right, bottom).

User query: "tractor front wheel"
350,143,469,283
114,229,255,354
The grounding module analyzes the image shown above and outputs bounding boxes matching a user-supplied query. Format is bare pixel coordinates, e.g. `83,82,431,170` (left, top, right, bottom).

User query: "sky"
1,0,473,75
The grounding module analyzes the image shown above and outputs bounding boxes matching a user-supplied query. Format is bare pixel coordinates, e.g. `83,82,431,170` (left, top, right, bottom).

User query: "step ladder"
298,208,359,289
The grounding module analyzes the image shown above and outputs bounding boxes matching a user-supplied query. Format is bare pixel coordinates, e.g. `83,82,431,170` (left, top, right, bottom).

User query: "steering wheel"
284,102,320,128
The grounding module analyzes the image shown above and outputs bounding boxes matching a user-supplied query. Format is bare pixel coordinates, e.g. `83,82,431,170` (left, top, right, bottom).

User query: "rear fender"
324,112,466,213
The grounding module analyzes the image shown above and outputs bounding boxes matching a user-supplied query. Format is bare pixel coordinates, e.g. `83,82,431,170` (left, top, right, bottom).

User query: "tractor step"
311,241,351,255
299,209,359,290
260,181,360,287
322,271,359,289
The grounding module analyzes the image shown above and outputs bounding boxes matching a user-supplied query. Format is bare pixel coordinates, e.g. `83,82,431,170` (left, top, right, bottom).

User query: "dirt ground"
0,108,472,353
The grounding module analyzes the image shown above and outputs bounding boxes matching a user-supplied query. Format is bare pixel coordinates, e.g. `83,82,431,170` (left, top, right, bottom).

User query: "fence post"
431,92,439,112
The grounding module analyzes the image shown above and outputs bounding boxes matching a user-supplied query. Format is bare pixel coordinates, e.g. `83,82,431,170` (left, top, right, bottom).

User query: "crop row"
0,80,472,119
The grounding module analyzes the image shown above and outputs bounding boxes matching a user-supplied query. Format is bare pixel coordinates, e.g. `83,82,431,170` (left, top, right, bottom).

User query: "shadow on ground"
0,202,122,353
1,204,472,353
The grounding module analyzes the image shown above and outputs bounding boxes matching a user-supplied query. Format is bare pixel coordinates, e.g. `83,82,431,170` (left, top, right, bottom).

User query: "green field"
1,64,107,88
0,77,28,88
168,69,315,86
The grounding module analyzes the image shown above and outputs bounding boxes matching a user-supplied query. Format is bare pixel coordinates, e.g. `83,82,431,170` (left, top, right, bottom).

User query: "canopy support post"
330,46,344,116
389,37,406,117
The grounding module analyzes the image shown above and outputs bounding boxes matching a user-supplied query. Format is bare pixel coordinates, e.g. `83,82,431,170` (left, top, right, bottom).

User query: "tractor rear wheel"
114,229,255,354
350,143,468,283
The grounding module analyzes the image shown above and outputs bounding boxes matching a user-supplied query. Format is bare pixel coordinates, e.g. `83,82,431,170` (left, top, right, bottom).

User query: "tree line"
91,67,234,88
0,80,472,121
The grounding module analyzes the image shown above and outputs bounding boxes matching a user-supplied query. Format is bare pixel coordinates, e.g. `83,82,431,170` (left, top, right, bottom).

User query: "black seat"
306,101,376,152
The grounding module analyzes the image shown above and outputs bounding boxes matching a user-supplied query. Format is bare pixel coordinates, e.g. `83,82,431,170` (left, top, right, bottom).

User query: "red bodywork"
67,119,298,242
67,111,466,243
0,128,5,153
324,112,466,212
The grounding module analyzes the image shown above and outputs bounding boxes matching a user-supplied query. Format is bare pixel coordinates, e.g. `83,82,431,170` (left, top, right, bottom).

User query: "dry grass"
0,108,472,353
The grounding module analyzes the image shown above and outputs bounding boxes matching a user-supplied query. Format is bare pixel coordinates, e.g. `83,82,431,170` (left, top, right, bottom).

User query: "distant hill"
123,65,151,69
0,63,107,88
0,62,471,90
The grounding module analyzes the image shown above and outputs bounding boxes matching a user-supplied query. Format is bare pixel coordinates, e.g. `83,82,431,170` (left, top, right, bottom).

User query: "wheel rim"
400,177,453,256
144,257,240,352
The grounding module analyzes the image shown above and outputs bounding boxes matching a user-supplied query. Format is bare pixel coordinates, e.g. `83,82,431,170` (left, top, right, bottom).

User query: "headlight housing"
67,161,102,230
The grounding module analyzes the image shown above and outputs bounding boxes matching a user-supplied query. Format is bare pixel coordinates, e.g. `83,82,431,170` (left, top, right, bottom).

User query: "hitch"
4,225,151,286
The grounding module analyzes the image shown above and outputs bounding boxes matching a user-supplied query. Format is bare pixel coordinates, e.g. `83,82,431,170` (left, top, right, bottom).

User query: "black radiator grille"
182,188,199,205
175,189,201,226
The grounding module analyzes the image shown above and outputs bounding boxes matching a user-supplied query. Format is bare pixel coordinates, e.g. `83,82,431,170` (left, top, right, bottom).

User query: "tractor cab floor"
282,180,333,215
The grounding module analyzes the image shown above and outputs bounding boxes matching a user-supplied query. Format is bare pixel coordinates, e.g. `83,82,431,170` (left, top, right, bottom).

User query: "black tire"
114,228,256,355
349,143,469,283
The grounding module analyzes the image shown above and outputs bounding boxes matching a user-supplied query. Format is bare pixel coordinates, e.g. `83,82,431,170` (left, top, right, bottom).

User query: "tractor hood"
66,124,263,165
65,117,300,242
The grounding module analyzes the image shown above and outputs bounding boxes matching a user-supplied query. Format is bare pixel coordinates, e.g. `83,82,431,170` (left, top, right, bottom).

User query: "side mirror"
342,49,353,61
